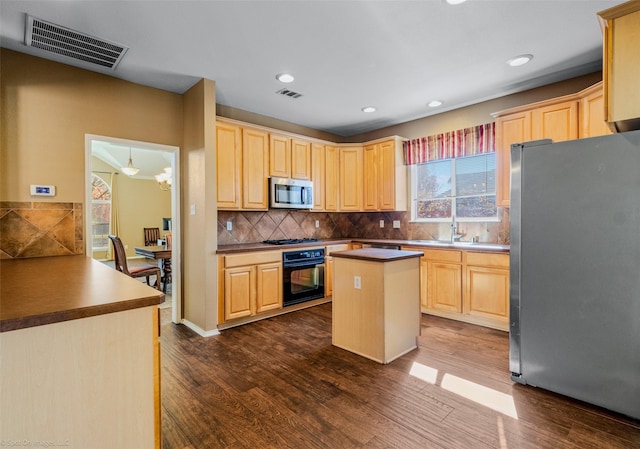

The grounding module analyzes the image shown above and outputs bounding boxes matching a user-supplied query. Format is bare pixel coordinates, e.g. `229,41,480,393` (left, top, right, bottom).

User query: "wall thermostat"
30,185,56,196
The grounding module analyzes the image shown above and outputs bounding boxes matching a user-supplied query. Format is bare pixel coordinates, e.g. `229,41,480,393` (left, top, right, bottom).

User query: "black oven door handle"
283,260,324,268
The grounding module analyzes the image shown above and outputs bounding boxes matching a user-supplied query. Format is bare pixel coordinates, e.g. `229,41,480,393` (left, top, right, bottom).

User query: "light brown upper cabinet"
216,122,242,209
325,145,340,211
363,144,378,210
495,111,531,207
269,135,311,180
269,133,291,178
311,143,326,211
494,83,609,206
242,128,269,209
339,145,363,211
291,138,312,180
580,82,612,138
216,121,268,210
598,1,640,132
362,138,407,211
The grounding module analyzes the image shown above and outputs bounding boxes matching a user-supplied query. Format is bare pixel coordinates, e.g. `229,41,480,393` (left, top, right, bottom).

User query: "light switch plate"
315,220,320,228
379,220,385,228
226,221,233,231
190,204,196,215
393,220,401,229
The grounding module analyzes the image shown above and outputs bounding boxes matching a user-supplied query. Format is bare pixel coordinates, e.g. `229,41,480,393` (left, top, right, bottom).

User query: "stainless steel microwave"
269,177,313,209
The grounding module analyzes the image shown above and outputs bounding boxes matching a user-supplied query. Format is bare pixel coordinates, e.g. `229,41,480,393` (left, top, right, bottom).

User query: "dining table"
135,245,172,293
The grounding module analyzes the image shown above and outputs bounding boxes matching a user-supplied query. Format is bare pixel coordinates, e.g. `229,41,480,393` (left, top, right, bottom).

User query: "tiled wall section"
0,202,84,259
217,208,510,245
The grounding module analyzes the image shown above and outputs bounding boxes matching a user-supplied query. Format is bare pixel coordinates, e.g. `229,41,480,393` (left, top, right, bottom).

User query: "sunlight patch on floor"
409,361,518,419
409,361,438,384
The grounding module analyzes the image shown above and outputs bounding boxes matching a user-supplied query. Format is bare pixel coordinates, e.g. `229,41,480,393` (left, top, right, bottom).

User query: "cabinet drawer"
224,250,281,268
326,244,350,255
424,249,462,263
465,251,509,269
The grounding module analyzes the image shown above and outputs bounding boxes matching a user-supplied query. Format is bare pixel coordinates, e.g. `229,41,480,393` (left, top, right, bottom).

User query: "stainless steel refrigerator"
509,130,640,420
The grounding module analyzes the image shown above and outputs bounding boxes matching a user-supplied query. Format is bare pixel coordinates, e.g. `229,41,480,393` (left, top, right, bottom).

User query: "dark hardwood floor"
159,304,640,449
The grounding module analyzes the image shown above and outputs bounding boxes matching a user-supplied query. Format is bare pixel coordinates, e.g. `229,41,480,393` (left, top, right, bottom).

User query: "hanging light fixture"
155,167,172,191
121,147,140,176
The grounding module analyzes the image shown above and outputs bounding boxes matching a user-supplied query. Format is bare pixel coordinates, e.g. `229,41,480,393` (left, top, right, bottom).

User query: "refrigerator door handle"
509,142,524,378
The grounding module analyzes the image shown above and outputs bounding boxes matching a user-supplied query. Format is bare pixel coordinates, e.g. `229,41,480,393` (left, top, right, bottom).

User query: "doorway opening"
85,134,181,324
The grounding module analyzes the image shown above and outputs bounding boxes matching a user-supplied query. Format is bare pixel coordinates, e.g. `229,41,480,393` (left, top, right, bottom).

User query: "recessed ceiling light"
428,100,443,108
446,0,468,5
507,54,533,67
362,106,376,113
276,73,294,83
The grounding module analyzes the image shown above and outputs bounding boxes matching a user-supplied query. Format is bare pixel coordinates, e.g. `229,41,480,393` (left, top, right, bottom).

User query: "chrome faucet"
450,218,463,242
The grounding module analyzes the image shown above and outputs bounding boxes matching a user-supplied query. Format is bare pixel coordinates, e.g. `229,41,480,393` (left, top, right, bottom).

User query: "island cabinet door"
224,266,256,320
427,261,462,313
256,262,282,313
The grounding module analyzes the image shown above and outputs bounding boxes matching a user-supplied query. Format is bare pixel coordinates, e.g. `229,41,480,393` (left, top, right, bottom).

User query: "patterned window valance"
403,122,496,165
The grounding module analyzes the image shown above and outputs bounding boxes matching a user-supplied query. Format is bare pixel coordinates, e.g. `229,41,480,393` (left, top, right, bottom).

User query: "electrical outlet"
226,221,233,231
354,275,361,289
190,204,196,215
393,220,401,229
315,220,320,228
379,220,385,228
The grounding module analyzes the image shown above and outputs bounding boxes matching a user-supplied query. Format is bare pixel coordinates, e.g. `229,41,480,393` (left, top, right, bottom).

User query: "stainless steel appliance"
510,130,640,420
270,177,313,209
282,248,325,307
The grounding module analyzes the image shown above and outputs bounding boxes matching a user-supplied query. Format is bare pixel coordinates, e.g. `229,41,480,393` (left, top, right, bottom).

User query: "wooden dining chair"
144,227,161,246
108,235,162,291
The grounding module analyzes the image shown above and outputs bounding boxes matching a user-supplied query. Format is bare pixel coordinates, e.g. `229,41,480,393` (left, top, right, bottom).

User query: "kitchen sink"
409,240,509,251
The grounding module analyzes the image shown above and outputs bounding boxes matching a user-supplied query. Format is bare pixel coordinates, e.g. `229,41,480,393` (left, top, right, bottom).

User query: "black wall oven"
282,248,325,307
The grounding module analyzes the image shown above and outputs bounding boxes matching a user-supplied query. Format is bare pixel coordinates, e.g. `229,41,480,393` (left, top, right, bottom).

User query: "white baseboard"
181,319,220,337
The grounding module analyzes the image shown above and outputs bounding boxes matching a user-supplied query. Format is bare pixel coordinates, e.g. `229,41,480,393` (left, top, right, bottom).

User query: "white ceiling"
0,0,620,137
92,141,172,180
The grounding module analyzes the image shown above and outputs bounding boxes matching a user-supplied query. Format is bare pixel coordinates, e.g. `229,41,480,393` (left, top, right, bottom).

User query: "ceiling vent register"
276,88,303,99
24,15,128,69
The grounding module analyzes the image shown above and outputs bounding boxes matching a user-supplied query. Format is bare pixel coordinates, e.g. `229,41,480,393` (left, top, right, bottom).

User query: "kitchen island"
0,255,164,448
331,248,422,364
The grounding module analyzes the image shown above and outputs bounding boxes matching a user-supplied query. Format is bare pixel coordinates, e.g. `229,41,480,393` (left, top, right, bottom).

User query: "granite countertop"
217,238,509,254
216,238,351,254
0,255,164,332
331,248,424,262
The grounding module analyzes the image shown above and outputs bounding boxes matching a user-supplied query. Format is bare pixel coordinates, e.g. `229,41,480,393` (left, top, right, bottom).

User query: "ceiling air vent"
276,88,303,99
24,15,128,69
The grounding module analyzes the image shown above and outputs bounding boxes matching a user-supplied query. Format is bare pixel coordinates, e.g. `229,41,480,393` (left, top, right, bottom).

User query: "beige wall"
217,104,343,142
1,50,220,332
91,157,171,259
182,79,218,333
346,72,602,142
0,49,183,203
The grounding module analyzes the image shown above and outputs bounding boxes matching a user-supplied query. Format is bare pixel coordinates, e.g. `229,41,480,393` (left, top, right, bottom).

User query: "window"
91,174,111,250
411,153,497,222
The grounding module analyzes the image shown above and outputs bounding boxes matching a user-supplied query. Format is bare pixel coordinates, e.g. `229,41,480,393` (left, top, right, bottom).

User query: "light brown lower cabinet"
220,251,283,322
403,246,510,331
324,243,351,297
463,252,510,327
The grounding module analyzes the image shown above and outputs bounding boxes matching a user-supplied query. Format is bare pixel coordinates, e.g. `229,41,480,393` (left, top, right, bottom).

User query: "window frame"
91,174,112,251
410,153,499,223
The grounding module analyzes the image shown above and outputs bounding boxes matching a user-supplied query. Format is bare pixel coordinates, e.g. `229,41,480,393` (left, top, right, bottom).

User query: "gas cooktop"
262,238,320,245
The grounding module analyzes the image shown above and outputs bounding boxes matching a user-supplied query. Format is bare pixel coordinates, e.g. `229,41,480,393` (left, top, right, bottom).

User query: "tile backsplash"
0,201,84,259
217,208,510,245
